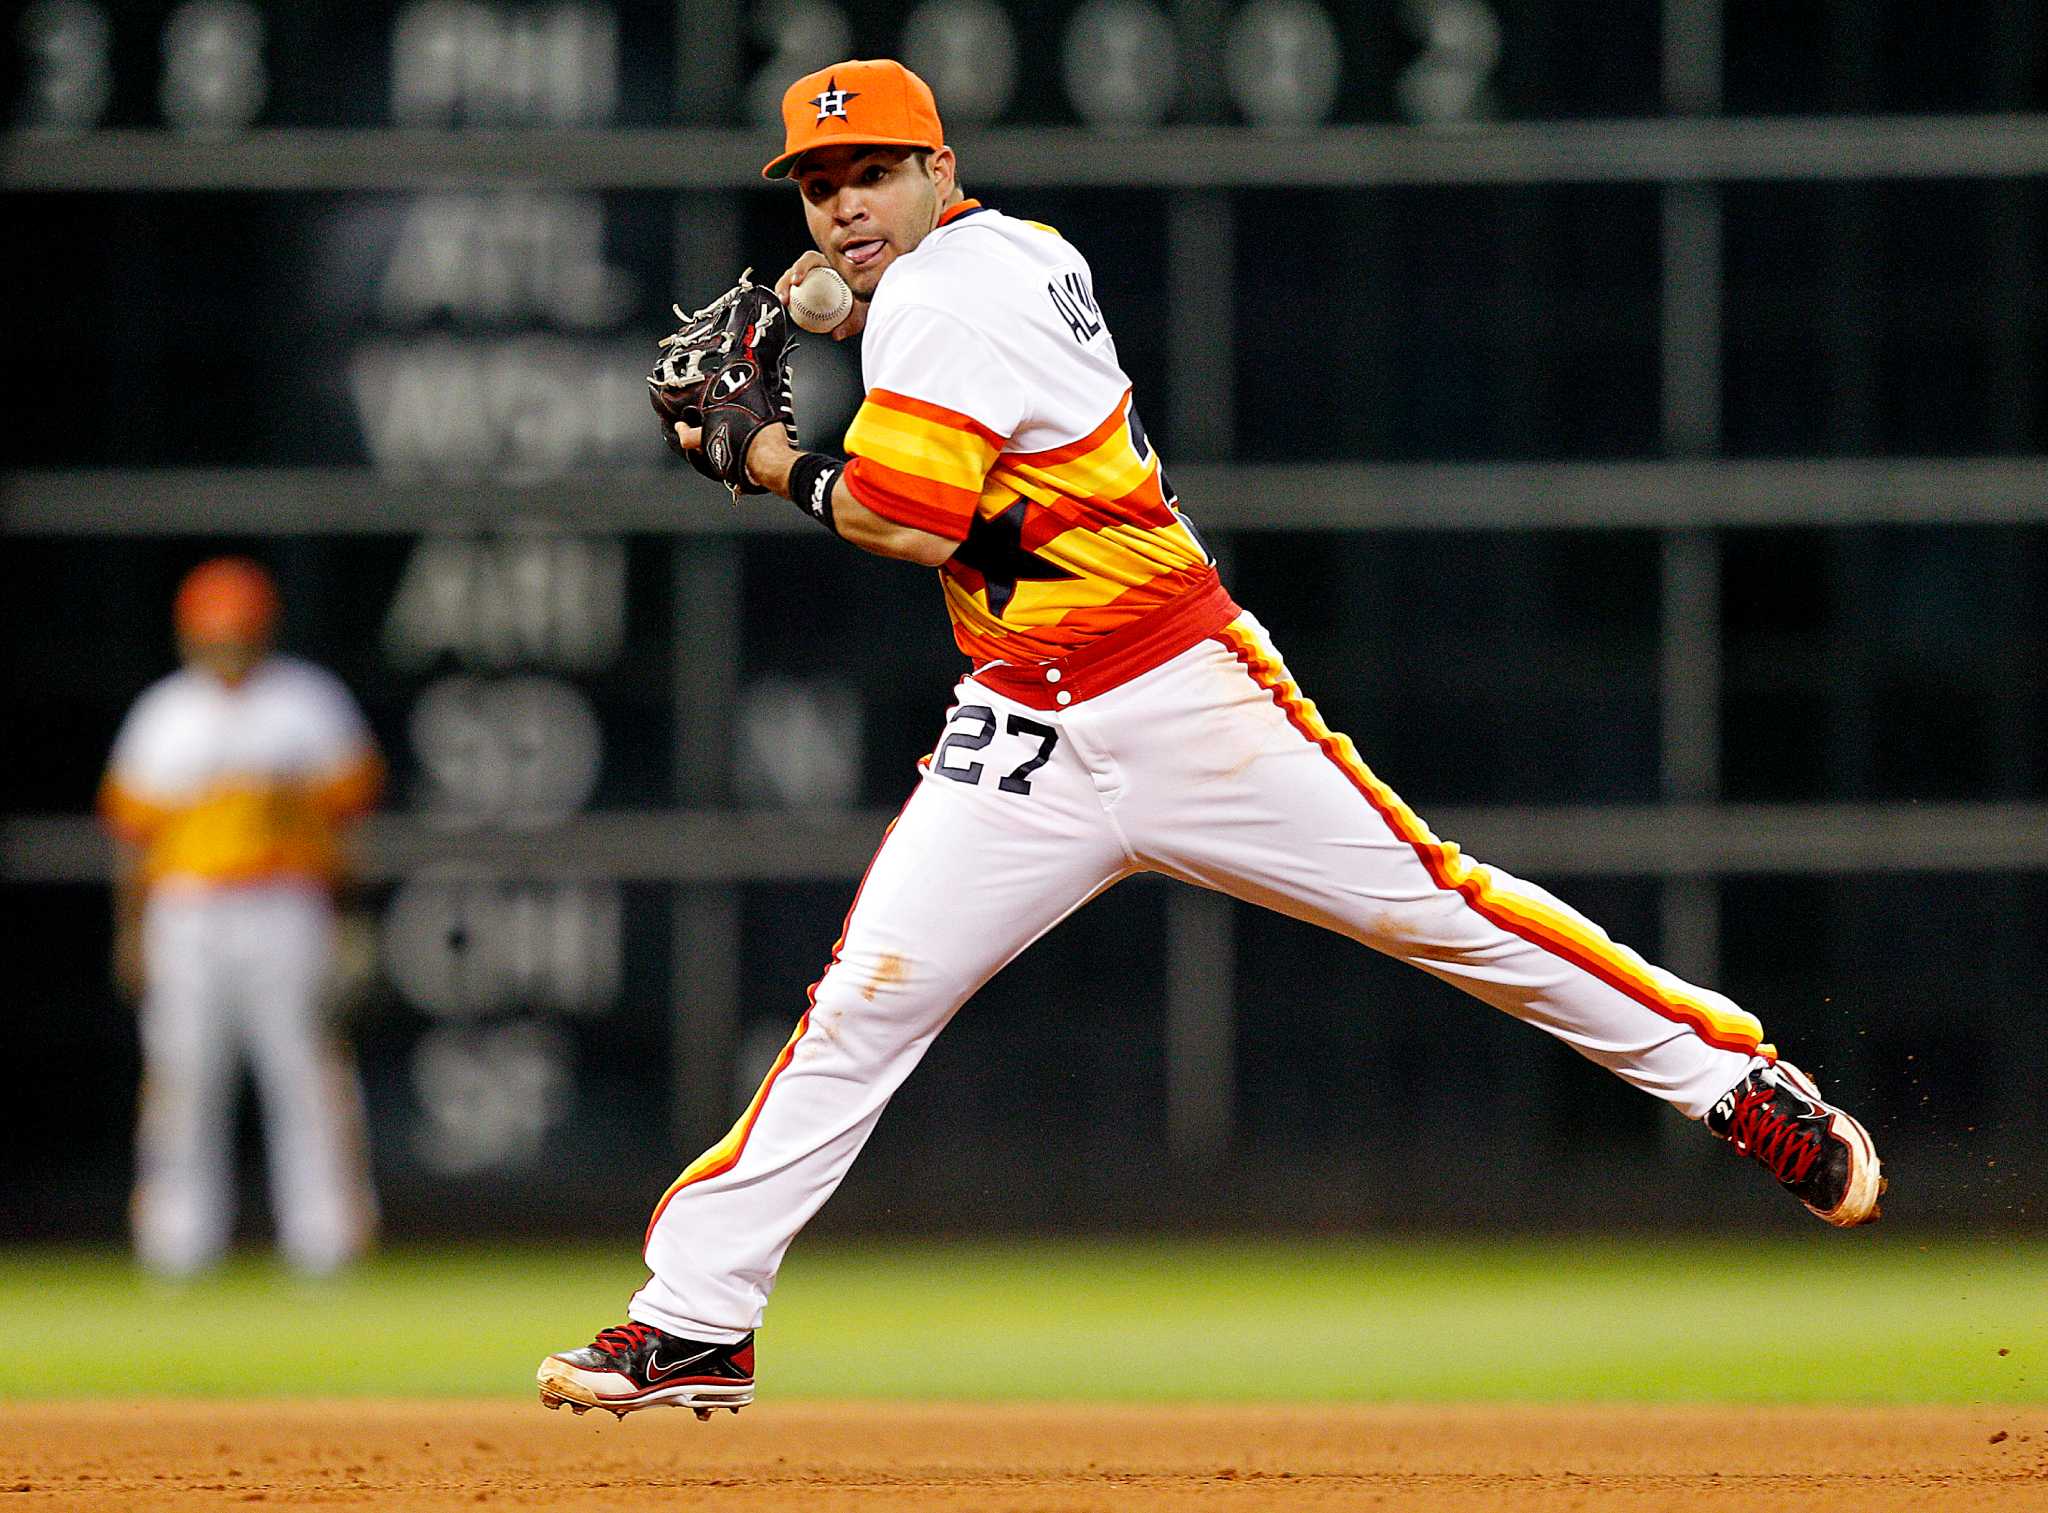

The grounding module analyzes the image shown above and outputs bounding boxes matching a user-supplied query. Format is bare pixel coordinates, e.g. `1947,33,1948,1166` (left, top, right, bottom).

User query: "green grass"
3,1236,2044,1402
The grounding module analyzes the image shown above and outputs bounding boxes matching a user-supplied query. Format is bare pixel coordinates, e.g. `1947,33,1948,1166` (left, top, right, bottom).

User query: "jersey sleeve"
842,301,1025,541
98,694,174,842
297,666,385,820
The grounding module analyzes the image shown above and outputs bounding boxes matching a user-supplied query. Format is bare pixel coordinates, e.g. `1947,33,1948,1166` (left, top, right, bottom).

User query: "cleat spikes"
694,1407,712,1421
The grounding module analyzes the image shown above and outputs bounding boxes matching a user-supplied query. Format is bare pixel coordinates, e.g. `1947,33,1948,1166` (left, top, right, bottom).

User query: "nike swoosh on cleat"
646,1348,717,1379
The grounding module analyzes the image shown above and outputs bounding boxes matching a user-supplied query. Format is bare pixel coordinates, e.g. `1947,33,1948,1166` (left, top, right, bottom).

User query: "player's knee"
804,950,968,1050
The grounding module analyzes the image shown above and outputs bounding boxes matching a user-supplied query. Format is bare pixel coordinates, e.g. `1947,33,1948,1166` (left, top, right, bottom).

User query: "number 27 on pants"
933,705,1059,795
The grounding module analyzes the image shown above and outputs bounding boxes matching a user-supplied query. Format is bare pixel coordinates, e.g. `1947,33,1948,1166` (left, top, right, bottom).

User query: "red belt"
969,574,1241,711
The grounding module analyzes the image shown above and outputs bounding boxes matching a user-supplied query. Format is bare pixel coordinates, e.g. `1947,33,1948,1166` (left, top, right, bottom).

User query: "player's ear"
928,146,957,198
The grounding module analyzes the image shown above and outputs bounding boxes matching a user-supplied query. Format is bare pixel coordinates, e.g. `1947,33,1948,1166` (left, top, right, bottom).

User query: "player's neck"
198,656,267,689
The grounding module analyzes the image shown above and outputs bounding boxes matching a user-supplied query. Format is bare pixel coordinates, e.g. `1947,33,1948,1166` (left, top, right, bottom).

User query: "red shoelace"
1725,1084,1823,1185
592,1323,657,1358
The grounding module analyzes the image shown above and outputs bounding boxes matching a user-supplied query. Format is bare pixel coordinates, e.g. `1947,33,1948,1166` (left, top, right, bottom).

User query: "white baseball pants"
134,885,375,1275
634,612,1763,1339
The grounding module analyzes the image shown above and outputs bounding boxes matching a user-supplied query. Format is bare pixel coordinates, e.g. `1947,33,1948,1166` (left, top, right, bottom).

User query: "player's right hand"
776,252,867,342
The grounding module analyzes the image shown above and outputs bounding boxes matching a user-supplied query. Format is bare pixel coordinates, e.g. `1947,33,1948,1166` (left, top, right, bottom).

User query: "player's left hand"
668,420,801,503
648,270,800,501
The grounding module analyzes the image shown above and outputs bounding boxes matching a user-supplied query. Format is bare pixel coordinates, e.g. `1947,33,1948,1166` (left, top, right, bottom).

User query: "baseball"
788,266,854,333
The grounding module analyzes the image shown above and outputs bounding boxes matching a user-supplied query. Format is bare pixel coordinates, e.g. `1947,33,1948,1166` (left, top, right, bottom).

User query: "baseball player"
100,557,383,1276
539,59,1884,1418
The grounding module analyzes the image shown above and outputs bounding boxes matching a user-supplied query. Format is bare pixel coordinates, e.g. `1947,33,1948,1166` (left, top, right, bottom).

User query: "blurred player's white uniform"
100,655,383,1274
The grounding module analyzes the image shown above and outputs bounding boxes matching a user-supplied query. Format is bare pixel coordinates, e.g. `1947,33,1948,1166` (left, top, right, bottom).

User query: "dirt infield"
5,1401,2047,1510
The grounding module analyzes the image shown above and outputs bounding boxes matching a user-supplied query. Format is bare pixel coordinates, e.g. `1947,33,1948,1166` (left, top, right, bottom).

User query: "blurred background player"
98,557,384,1277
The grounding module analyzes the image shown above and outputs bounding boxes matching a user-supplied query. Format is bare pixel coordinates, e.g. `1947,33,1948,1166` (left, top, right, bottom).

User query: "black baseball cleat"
1707,1060,1885,1227
537,1322,755,1419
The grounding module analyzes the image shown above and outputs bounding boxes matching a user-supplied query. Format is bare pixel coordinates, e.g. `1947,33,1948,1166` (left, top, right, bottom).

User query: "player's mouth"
840,236,888,271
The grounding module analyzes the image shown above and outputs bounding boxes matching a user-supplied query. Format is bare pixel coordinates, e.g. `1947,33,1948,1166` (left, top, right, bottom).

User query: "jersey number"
934,705,1060,794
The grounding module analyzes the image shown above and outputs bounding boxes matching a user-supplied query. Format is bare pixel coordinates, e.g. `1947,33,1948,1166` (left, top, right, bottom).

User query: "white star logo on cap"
810,77,859,123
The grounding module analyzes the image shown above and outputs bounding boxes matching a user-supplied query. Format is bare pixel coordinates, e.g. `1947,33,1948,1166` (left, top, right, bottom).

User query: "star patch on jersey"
950,501,1079,617
811,78,859,123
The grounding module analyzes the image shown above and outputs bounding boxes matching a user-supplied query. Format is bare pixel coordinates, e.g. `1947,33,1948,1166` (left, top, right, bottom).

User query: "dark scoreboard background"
6,2,2047,1243
6,0,1671,133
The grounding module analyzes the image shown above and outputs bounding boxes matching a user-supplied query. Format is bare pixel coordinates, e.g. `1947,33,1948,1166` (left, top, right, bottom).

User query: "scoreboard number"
16,0,111,131
160,0,268,135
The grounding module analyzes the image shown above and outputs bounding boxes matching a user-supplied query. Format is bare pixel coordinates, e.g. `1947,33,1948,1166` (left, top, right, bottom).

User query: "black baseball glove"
648,269,798,499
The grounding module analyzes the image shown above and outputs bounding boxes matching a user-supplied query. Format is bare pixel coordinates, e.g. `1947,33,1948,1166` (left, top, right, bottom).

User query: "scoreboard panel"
6,0,2047,1237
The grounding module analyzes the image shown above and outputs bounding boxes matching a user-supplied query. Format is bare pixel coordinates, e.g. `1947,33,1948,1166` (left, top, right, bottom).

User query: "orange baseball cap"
174,556,280,643
761,58,946,180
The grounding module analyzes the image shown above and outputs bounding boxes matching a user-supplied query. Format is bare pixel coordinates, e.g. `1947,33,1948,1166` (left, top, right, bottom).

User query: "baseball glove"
648,269,798,499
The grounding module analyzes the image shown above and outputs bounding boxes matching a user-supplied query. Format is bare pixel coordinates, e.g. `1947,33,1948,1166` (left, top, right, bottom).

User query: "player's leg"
235,889,374,1274
634,716,1130,1334
132,893,240,1275
1119,614,1880,1224
542,689,1132,1415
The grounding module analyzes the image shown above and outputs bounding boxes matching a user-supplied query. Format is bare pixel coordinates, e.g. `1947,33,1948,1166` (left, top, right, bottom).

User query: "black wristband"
787,451,847,536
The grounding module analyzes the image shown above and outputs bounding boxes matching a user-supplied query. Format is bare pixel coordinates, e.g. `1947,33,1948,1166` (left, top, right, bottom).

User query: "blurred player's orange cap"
762,58,945,180
174,556,280,643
